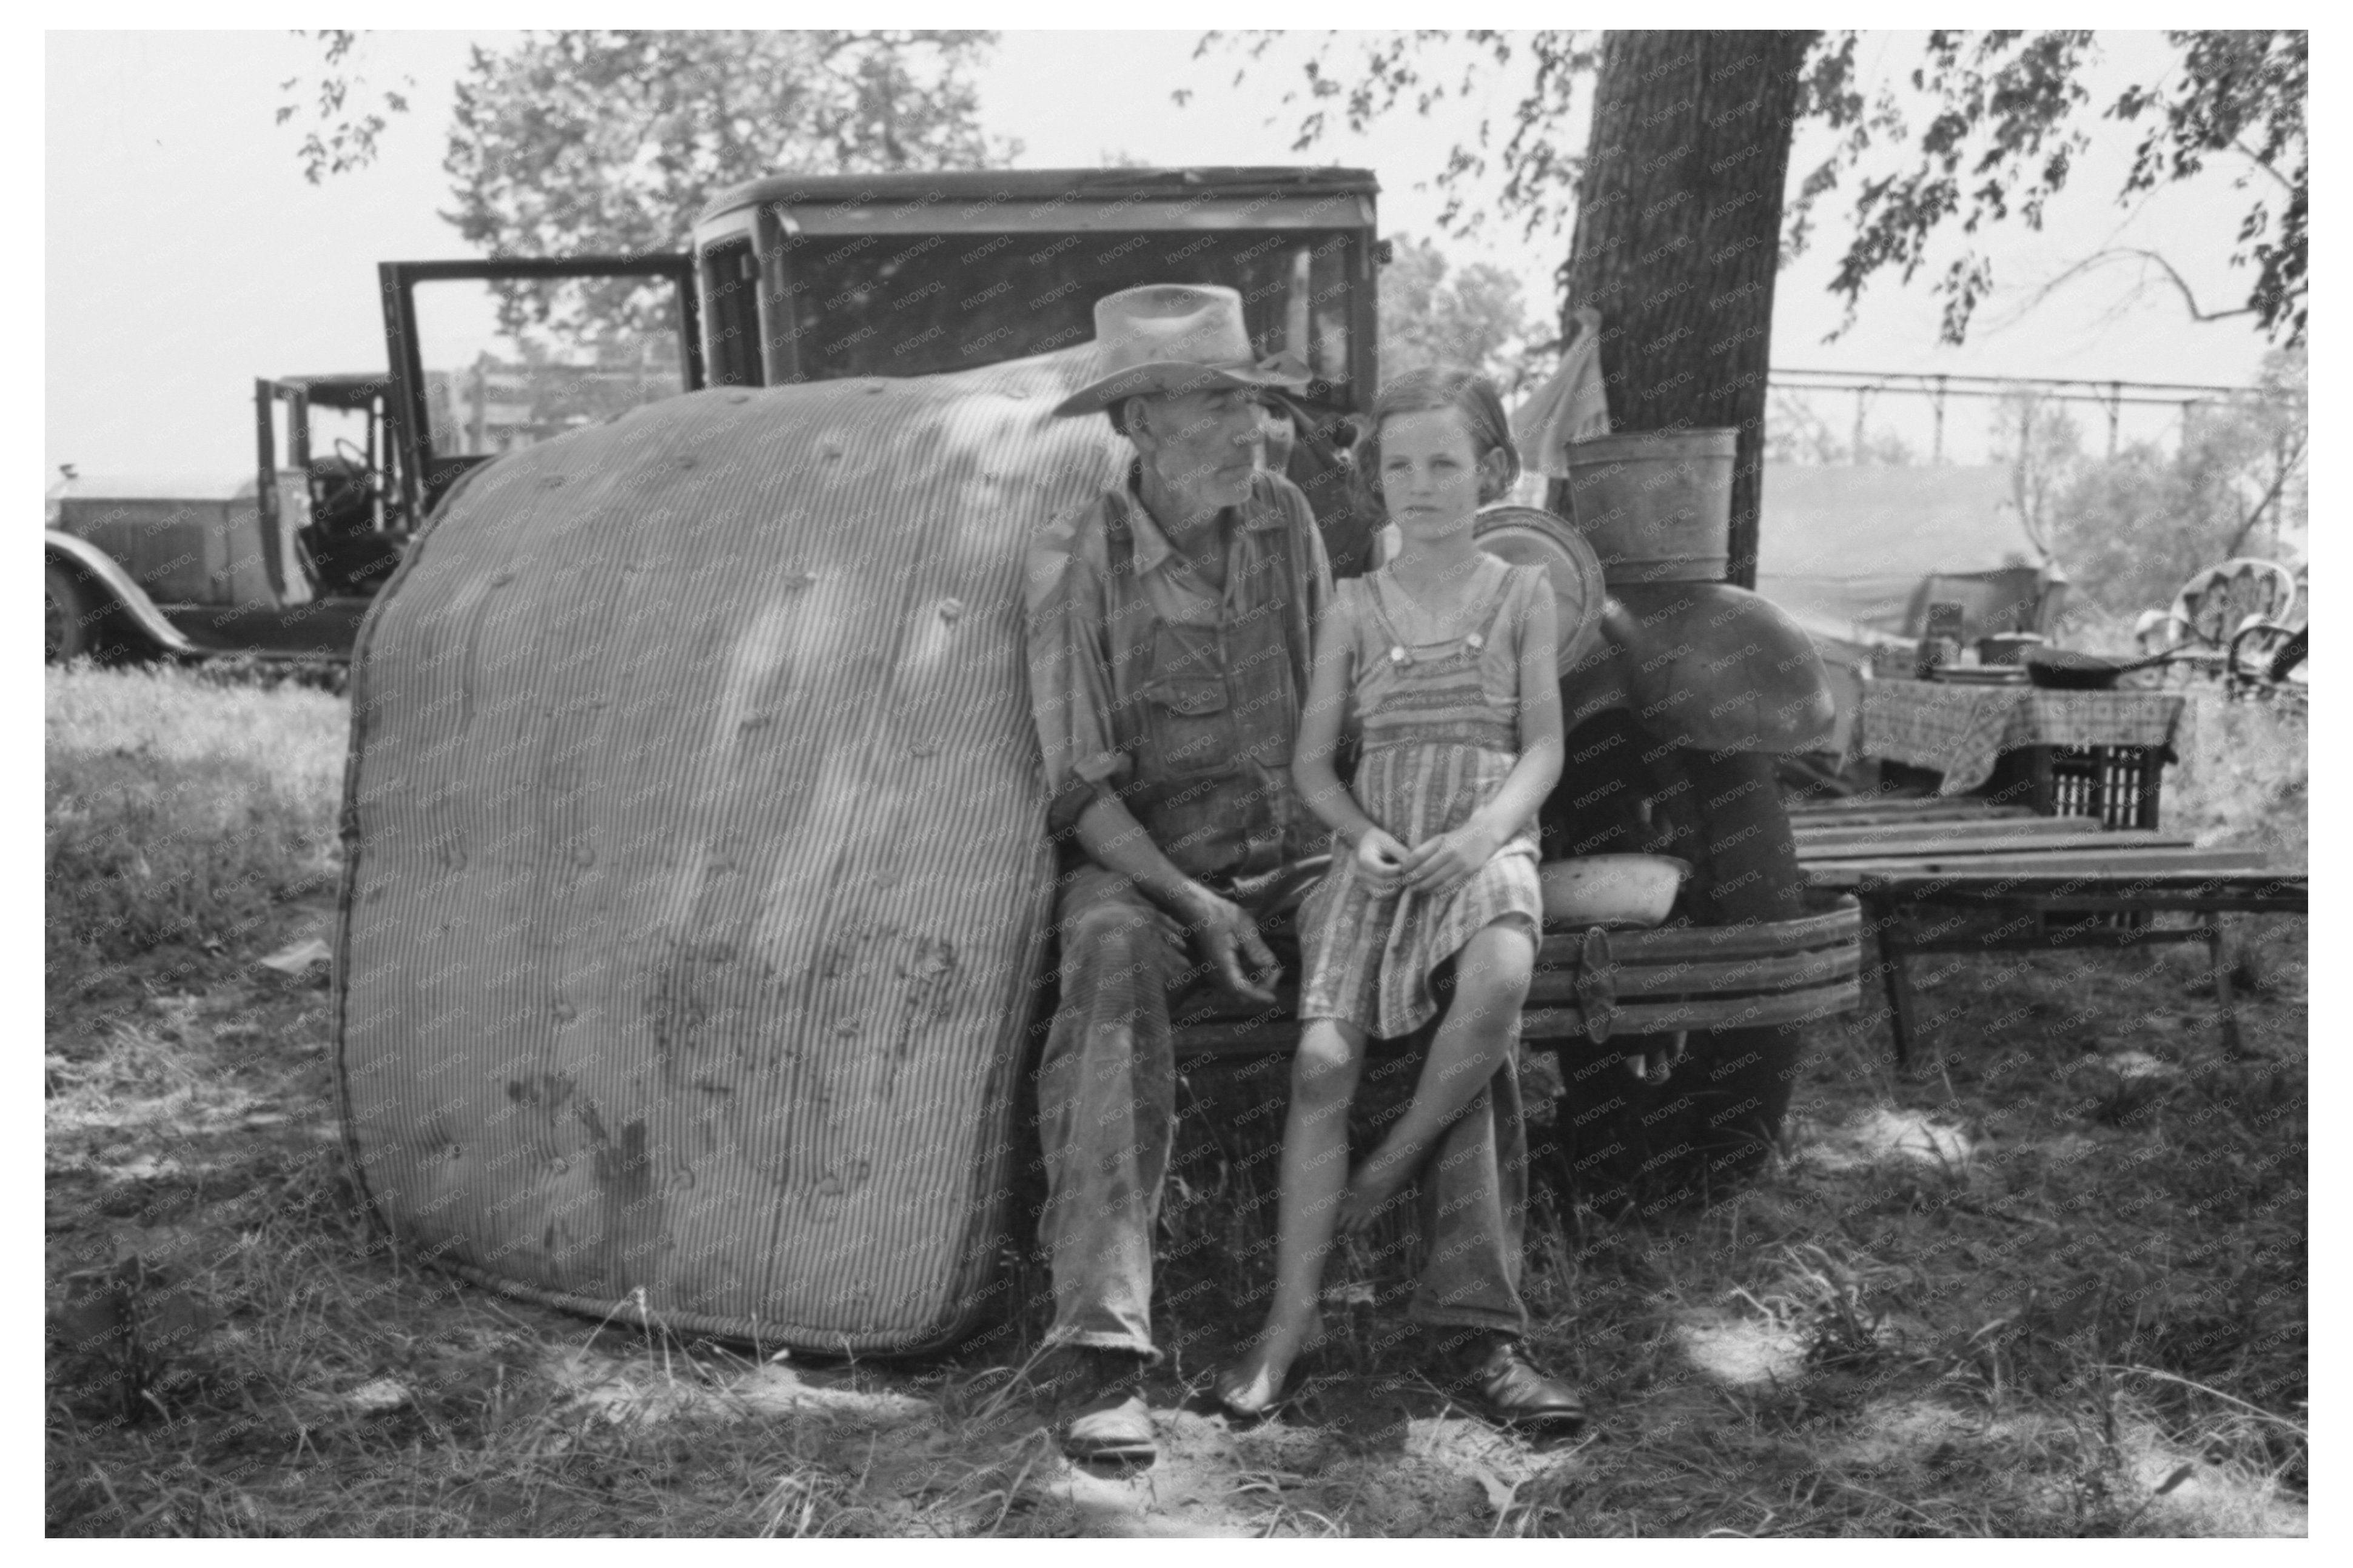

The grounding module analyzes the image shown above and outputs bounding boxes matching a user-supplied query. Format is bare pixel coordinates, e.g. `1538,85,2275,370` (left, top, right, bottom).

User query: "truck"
44,167,1384,663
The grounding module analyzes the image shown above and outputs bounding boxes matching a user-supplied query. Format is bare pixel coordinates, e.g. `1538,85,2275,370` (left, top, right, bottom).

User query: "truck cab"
686,166,1378,406
44,372,418,662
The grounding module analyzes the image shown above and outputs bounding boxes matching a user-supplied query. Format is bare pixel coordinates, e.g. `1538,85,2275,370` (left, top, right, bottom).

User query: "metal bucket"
1552,427,1736,585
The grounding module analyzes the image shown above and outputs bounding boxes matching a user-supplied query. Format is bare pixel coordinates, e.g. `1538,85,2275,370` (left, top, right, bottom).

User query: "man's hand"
1180,885,1281,1005
1401,822,1503,898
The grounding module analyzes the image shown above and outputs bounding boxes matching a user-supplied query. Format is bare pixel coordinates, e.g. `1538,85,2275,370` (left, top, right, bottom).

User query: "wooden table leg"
2205,919,2243,1056
1879,911,1918,1067
2027,744,2056,818
2133,745,2166,831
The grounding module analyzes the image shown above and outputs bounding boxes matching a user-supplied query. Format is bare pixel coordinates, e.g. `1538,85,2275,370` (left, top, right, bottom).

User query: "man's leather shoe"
1045,1349,1158,1466
1064,1389,1156,1464
1445,1333,1588,1433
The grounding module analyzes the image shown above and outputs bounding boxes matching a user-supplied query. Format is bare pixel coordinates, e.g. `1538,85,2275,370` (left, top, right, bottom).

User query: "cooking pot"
2021,646,2166,691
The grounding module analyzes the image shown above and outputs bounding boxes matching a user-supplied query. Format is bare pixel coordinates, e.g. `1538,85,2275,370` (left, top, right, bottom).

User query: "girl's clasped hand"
1352,822,1505,897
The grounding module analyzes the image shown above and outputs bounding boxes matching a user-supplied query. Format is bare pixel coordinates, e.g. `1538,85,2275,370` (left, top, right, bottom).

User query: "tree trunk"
1557,30,1813,588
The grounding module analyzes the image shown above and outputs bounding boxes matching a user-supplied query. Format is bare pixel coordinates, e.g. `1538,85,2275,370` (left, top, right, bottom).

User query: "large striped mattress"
335,347,1125,1351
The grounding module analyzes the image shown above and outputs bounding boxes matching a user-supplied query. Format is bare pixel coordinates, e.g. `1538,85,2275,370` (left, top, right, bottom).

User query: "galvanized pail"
1552,428,1736,585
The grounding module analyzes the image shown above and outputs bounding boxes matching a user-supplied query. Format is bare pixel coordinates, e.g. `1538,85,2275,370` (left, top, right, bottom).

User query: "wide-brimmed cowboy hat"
1051,284,1309,418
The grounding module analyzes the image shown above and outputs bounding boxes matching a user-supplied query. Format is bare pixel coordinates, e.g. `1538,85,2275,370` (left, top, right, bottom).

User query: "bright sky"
45,28,2286,481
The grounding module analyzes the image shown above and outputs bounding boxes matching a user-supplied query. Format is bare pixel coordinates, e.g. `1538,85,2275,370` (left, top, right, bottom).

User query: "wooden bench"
1790,795,2306,1060
1169,894,1865,1062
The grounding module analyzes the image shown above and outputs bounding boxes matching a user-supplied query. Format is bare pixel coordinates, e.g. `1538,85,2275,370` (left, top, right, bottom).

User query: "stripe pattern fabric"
1295,564,1549,1039
335,347,1126,1351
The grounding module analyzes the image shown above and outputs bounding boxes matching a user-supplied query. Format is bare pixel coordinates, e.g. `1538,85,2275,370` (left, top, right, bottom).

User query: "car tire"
1535,719,1814,1211
45,561,90,663
1636,745,1812,1190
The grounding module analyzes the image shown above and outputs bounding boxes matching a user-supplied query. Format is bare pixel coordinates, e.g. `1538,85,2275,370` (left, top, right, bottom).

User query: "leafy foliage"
442,30,1005,260
438,31,1009,341
2046,348,2307,620
1377,233,1553,394
274,29,414,186
1189,31,1599,243
1792,30,2308,346
277,30,1011,345
2110,31,2307,342
1200,30,2307,347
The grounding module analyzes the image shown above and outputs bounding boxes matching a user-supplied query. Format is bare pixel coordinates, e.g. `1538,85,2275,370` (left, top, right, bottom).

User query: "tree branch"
2219,432,2306,558
2024,245,2259,326
2232,135,2297,194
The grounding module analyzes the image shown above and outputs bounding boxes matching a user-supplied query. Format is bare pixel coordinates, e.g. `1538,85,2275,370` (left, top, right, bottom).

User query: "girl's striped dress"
1297,557,1549,1038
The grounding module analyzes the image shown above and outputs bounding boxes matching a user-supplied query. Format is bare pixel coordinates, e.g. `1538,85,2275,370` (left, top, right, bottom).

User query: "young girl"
1213,369,1568,1417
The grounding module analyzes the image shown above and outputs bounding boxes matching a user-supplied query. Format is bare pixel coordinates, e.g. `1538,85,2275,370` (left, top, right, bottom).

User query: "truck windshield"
776,227,1360,390
410,277,693,457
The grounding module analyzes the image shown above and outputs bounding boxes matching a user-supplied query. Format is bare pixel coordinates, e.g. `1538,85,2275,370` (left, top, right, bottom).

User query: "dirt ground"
44,669,2308,1536
45,902,2308,1536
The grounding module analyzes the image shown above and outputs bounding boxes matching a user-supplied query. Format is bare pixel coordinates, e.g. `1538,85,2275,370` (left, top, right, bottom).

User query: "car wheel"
46,561,90,663
1637,745,1813,1190
1535,721,1814,1211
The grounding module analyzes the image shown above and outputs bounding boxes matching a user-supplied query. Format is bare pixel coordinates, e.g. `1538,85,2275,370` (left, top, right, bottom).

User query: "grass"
44,663,2308,1536
2163,687,2308,868
45,661,346,1025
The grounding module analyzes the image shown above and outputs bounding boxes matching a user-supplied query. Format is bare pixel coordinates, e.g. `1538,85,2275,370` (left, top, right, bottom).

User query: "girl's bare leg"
1214,1019,1366,1413
1337,920,1534,1234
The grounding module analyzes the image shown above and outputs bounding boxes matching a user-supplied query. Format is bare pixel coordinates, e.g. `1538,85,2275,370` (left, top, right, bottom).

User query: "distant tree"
2051,346,2306,617
1764,394,1918,467
1764,392,1847,466
1377,233,1552,395
1990,390,2085,563
280,30,1011,344
441,31,1009,342
445,32,1003,256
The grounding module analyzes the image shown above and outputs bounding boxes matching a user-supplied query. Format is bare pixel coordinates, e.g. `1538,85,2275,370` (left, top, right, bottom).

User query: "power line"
1769,367,2301,461
1772,367,2298,405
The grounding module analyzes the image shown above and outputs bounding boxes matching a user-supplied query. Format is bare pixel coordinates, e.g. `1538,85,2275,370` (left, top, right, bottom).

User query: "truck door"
379,256,703,524
255,378,319,605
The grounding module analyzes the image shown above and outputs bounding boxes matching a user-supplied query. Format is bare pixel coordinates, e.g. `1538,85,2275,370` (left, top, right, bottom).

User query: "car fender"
1574,581,1836,755
43,530,199,655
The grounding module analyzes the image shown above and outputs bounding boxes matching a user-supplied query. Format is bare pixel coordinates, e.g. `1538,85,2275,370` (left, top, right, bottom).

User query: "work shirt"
1025,464,1333,880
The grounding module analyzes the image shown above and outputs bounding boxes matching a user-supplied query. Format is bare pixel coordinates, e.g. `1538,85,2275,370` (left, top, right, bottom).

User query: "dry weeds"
45,663,2307,1536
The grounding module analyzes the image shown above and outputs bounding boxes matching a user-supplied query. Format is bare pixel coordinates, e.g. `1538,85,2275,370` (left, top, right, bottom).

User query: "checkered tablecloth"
1859,679,2187,794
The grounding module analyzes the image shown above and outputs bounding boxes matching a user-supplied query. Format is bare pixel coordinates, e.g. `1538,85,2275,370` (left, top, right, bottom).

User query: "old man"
1024,284,1585,1466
